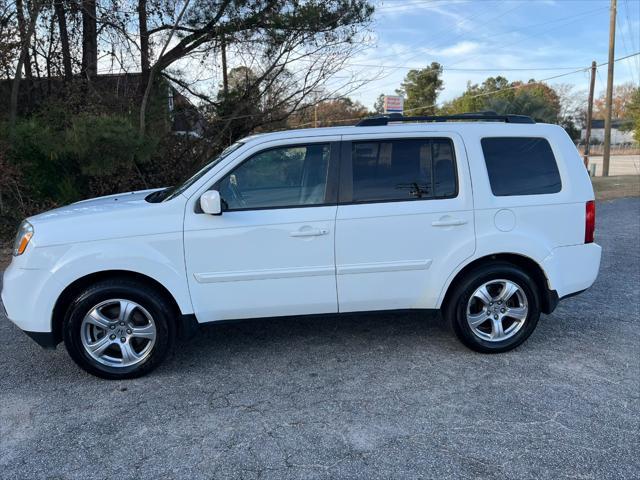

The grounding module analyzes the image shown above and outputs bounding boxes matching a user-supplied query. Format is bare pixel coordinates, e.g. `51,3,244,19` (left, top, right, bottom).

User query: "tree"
140,0,374,135
53,0,72,79
9,0,42,131
373,93,385,114
625,87,640,142
138,0,150,75
289,97,368,128
484,88,559,123
593,82,637,119
396,62,443,115
554,84,588,141
484,80,561,123
15,0,33,80
440,76,511,114
81,0,97,77
442,77,562,124
0,0,19,78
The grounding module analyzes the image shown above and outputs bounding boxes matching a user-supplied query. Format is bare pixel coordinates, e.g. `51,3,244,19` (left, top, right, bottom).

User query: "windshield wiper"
145,187,173,203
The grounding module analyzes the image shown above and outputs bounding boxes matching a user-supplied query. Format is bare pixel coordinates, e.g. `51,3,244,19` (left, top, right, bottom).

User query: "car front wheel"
63,279,175,379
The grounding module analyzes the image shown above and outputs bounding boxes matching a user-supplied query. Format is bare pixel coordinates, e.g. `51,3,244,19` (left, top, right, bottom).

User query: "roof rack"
356,111,535,127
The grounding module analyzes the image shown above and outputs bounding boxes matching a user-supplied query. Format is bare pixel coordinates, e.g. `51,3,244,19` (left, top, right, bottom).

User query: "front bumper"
2,260,57,336
1,266,57,349
23,330,57,349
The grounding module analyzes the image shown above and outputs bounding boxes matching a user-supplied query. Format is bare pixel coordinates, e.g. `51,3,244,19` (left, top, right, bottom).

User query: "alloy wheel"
80,299,157,367
466,279,529,342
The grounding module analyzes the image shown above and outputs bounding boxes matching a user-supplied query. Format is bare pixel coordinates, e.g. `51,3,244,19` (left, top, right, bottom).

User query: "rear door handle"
290,228,329,237
432,218,467,227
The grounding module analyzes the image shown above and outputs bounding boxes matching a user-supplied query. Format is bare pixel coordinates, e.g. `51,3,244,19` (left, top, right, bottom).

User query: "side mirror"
200,190,222,215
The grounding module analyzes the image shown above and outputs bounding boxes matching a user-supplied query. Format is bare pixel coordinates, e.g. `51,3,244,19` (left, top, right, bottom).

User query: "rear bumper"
542,243,602,299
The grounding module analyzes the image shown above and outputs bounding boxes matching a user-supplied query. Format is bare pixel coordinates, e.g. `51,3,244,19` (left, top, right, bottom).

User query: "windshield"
147,142,245,203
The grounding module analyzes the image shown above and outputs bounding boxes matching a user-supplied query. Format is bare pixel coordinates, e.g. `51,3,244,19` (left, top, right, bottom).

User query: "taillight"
585,200,595,243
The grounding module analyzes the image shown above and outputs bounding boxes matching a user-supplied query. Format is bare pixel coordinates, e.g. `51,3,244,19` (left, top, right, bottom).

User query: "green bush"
66,115,151,176
0,112,161,236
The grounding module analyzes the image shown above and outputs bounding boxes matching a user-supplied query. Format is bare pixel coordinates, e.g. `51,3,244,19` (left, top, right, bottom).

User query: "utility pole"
221,34,228,96
603,0,617,177
314,103,318,128
583,61,597,169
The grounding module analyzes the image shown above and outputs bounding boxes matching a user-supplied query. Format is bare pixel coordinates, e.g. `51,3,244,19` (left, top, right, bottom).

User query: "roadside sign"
383,95,404,114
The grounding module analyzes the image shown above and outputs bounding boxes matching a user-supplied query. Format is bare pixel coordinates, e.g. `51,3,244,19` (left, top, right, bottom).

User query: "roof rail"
356,111,535,127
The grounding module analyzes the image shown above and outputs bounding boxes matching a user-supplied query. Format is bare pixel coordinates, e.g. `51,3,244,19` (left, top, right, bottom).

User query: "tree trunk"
54,0,73,80
139,0,192,136
139,0,150,74
9,1,42,132
81,0,98,77
221,34,228,96
15,0,32,80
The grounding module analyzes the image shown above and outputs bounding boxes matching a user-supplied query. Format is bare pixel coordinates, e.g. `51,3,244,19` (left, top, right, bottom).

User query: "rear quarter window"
481,137,562,196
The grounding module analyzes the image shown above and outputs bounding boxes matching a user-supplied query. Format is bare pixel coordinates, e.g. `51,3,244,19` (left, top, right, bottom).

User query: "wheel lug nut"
126,329,132,334
109,325,115,330
494,315,498,320
500,308,505,313
109,334,116,340
119,321,125,326
489,302,493,306
120,337,126,343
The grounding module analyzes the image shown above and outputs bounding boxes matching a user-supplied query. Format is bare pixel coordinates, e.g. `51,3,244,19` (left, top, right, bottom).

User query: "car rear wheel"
63,279,175,379
445,262,541,353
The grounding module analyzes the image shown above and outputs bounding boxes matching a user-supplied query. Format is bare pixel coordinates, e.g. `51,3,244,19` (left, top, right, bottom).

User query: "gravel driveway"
1,198,638,479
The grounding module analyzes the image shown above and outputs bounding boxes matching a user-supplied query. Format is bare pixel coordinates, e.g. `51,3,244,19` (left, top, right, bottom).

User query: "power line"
349,2,522,93
373,3,522,73
351,4,608,96
616,12,637,85
443,5,608,70
402,52,640,114
345,64,586,72
172,53,640,128
622,0,640,81
374,5,606,74
356,2,512,72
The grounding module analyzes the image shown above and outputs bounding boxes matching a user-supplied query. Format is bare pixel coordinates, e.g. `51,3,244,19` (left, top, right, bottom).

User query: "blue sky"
342,0,640,109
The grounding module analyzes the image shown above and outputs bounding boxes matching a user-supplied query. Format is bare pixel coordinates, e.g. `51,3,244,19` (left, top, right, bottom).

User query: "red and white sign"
383,95,404,114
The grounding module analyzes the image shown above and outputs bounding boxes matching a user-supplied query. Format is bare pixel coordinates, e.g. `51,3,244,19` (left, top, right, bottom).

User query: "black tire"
444,262,540,353
63,278,175,379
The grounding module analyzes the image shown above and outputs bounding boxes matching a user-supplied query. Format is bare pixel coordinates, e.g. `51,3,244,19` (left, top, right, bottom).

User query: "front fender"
5,233,192,333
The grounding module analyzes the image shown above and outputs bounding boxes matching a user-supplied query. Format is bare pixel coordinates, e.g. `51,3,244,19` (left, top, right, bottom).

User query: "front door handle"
290,228,329,237
432,218,468,227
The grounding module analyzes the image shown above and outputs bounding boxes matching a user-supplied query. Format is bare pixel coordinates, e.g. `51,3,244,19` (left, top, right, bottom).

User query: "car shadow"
162,310,455,372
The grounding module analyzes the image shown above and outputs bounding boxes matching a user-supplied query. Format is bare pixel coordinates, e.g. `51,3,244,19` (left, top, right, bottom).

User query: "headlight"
13,221,34,256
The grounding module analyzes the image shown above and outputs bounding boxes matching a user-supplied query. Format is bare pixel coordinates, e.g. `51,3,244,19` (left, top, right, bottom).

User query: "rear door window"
349,138,457,203
481,137,561,196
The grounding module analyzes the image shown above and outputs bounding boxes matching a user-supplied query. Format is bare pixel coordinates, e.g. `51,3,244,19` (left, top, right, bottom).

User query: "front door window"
218,144,331,210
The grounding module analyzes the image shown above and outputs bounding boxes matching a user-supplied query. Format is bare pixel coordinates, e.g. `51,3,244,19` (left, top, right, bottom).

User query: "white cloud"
433,41,480,57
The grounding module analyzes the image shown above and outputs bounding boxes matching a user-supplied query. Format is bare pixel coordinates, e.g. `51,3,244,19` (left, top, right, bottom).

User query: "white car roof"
239,121,565,146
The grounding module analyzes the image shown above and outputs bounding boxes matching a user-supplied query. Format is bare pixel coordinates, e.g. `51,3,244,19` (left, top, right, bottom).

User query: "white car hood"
30,189,161,223
25,188,186,247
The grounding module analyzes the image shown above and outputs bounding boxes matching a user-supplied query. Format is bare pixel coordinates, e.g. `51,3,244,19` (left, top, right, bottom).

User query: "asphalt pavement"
1,197,638,479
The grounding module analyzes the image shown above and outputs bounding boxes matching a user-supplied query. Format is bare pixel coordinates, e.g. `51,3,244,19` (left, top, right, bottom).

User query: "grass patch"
592,175,640,201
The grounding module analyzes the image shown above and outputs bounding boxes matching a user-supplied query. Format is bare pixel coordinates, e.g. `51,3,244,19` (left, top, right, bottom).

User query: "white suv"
2,113,601,379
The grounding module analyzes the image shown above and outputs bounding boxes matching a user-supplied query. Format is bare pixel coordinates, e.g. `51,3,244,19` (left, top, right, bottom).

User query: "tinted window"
481,137,561,196
218,144,330,210
351,139,456,202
